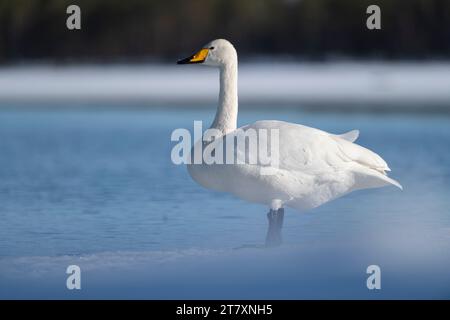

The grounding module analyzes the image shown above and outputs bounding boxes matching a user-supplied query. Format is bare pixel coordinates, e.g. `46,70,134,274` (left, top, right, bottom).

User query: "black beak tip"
177,57,190,65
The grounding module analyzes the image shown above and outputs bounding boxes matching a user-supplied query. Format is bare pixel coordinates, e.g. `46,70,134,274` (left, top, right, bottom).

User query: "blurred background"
1,0,450,62
1,0,450,299
1,0,450,109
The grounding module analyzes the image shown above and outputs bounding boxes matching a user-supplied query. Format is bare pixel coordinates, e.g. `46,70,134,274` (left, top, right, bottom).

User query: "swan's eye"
210,46,215,50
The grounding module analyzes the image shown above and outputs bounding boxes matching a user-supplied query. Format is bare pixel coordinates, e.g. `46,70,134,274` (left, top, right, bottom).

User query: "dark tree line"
0,0,449,64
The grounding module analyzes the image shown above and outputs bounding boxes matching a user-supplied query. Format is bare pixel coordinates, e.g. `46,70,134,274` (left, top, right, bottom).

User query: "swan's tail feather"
352,166,403,191
381,174,403,190
330,133,402,191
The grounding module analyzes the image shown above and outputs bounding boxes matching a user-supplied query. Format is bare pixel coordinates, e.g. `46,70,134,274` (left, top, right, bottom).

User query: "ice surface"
1,62,450,108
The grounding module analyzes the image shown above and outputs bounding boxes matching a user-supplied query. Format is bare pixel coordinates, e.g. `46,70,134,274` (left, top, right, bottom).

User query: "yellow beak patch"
177,48,209,64
189,48,209,63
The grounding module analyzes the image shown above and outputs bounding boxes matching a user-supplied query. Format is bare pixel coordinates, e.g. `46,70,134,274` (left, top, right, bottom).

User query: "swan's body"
178,39,401,245
188,120,401,212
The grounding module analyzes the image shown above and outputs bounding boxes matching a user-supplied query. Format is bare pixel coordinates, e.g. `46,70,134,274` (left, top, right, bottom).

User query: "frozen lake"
1,62,450,110
0,107,449,299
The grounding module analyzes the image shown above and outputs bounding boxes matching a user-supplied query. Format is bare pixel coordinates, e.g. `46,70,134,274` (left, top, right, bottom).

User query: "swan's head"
177,39,237,67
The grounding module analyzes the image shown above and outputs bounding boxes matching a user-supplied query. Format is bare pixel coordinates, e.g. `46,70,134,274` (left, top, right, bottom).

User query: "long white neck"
211,61,238,134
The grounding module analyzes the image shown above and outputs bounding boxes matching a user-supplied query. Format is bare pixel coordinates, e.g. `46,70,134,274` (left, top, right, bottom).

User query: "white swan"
177,39,402,246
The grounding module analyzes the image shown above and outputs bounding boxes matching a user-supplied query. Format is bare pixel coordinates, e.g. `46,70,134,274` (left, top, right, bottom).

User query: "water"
0,106,449,299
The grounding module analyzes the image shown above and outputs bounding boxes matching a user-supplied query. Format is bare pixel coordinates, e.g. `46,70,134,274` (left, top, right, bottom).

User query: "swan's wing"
238,120,402,189
330,135,403,189
333,129,359,142
240,120,344,172
331,135,389,172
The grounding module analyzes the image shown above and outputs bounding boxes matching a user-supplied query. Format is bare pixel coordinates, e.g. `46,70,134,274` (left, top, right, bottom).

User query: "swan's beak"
177,48,209,64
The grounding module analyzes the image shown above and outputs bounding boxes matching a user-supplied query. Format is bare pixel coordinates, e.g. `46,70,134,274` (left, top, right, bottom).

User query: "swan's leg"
265,208,284,247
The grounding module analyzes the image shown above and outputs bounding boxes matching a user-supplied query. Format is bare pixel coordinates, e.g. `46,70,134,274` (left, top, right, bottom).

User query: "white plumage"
178,39,401,232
